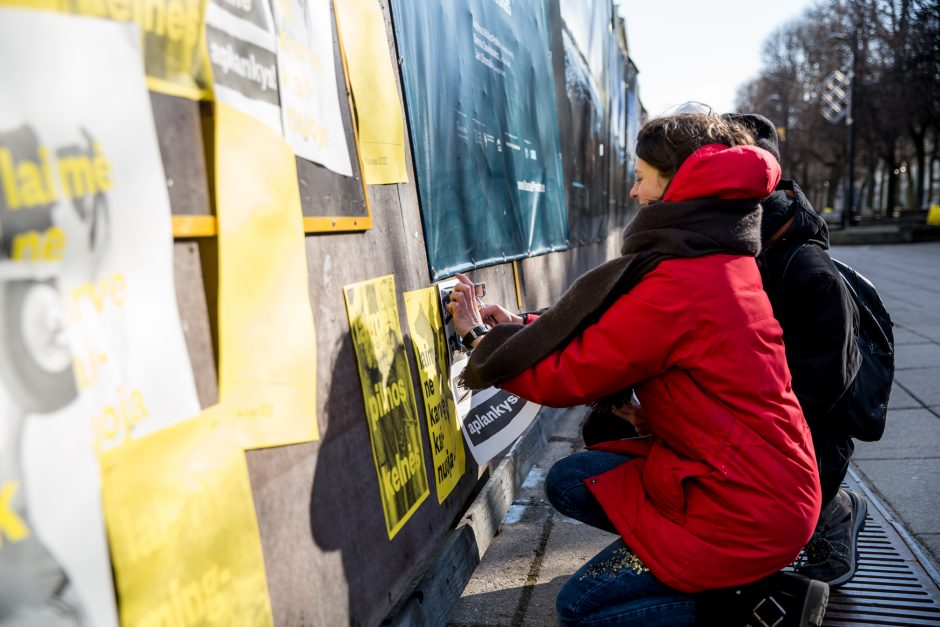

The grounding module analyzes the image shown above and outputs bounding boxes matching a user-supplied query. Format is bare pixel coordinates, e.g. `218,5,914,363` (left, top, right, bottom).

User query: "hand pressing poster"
437,280,540,466
271,0,353,176
0,9,201,626
344,275,428,539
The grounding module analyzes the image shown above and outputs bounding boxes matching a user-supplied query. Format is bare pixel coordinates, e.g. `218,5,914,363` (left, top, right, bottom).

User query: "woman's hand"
480,303,522,326
611,401,650,436
446,273,486,337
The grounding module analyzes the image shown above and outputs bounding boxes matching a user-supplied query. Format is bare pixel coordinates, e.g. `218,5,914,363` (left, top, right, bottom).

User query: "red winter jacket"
502,144,821,592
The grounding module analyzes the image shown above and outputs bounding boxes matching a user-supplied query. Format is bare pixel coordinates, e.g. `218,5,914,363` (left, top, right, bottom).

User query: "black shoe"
698,571,829,626
794,488,868,587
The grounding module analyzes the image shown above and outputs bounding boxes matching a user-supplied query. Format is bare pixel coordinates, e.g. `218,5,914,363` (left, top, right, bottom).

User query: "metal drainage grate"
822,472,940,626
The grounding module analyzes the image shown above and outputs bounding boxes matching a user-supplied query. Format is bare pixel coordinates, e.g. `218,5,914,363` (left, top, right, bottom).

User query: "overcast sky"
617,0,817,116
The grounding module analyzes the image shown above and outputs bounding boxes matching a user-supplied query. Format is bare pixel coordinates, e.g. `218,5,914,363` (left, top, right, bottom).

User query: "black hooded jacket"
757,180,862,430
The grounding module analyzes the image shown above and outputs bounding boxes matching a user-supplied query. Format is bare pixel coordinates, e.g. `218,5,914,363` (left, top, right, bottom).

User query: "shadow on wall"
310,328,442,625
309,333,391,625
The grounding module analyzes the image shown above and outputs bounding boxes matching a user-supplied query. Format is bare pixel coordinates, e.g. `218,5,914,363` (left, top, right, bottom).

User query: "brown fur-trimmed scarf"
459,197,763,394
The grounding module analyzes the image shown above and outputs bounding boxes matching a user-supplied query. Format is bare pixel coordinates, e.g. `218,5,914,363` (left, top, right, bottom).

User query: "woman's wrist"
461,324,490,350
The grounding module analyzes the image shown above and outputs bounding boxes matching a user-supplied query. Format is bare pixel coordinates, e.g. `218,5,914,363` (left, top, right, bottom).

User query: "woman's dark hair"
636,113,755,179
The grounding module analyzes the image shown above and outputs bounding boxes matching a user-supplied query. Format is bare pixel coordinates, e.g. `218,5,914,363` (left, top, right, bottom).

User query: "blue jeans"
545,451,697,626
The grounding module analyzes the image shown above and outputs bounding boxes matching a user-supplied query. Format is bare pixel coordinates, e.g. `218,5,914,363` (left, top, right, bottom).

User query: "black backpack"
782,246,895,441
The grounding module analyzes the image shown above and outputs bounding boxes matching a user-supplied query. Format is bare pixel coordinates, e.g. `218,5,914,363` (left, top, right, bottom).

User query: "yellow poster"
333,0,408,184
216,102,319,448
101,407,274,627
928,204,940,226
403,287,466,504
0,0,211,100
344,275,429,539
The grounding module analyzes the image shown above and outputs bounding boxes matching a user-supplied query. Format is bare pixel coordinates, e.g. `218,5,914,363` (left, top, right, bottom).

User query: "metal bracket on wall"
172,215,216,238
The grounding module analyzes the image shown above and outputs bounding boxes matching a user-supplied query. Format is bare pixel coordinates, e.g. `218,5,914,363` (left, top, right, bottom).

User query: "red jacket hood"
663,144,781,202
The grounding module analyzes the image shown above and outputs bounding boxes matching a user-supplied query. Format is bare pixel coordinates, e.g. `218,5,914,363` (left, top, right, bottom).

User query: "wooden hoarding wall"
149,0,638,624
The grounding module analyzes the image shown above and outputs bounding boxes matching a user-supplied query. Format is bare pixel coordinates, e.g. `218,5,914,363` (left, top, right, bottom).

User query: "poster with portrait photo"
0,9,200,626
343,274,429,539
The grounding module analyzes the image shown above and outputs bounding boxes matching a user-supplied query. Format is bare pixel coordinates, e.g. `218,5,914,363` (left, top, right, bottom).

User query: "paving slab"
894,326,934,345
889,382,921,410
448,503,549,626
527,516,613,627
895,341,940,369
895,367,940,406
853,457,940,536
915,325,940,343
514,445,566,504
853,408,940,460
920,533,940,566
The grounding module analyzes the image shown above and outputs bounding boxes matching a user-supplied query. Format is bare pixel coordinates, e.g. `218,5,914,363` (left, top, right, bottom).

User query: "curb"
383,406,569,626
829,225,940,246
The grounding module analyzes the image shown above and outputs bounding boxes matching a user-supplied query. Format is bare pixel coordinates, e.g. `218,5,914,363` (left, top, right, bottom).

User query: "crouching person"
448,112,828,626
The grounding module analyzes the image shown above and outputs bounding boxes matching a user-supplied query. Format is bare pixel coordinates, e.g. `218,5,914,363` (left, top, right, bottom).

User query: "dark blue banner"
390,0,568,280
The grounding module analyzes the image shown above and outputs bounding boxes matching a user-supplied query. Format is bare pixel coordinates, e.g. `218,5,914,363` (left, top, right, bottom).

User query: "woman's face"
630,158,670,206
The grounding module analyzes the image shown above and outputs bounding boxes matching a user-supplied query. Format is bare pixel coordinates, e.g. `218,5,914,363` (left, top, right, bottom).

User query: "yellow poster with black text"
101,407,274,627
0,0,211,100
403,287,465,504
216,103,319,448
344,275,428,539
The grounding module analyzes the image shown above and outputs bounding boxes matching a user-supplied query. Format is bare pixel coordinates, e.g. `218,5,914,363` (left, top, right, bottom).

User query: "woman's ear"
657,173,672,201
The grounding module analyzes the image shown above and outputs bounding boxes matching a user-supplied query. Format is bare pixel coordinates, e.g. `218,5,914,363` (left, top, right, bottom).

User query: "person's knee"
545,457,577,511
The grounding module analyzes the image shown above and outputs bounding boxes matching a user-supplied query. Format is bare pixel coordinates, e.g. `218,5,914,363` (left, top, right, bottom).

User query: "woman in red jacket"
448,113,826,625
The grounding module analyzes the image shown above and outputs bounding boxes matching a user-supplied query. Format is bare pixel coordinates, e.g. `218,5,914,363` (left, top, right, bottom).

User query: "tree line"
735,0,939,216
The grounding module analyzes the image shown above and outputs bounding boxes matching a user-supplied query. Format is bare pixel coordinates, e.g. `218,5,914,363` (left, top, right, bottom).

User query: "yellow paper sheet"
0,0,211,100
101,406,274,627
403,287,466,504
344,275,428,539
928,204,940,227
216,102,319,448
333,0,408,184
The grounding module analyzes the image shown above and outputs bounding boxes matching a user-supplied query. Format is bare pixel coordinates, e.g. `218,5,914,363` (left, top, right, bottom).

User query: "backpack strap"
777,241,809,292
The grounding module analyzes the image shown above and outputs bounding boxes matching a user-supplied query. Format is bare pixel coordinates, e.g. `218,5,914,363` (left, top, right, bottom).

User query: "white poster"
205,0,283,135
0,9,200,626
437,280,540,465
461,386,540,465
272,0,353,176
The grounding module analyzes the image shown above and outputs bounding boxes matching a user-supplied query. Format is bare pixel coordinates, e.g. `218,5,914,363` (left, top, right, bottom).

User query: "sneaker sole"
827,490,868,588
801,579,830,626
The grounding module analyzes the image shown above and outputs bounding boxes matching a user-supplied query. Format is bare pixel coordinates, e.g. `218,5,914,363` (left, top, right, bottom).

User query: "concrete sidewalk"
447,242,940,626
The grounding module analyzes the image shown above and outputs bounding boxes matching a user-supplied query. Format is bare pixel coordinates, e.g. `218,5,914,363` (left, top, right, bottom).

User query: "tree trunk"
911,126,927,209
930,142,939,206
826,165,840,210
905,168,916,209
879,166,889,213
887,166,900,213
864,157,877,214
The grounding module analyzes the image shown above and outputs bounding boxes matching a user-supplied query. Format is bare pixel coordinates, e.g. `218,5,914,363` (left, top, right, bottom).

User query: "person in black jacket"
729,113,868,588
